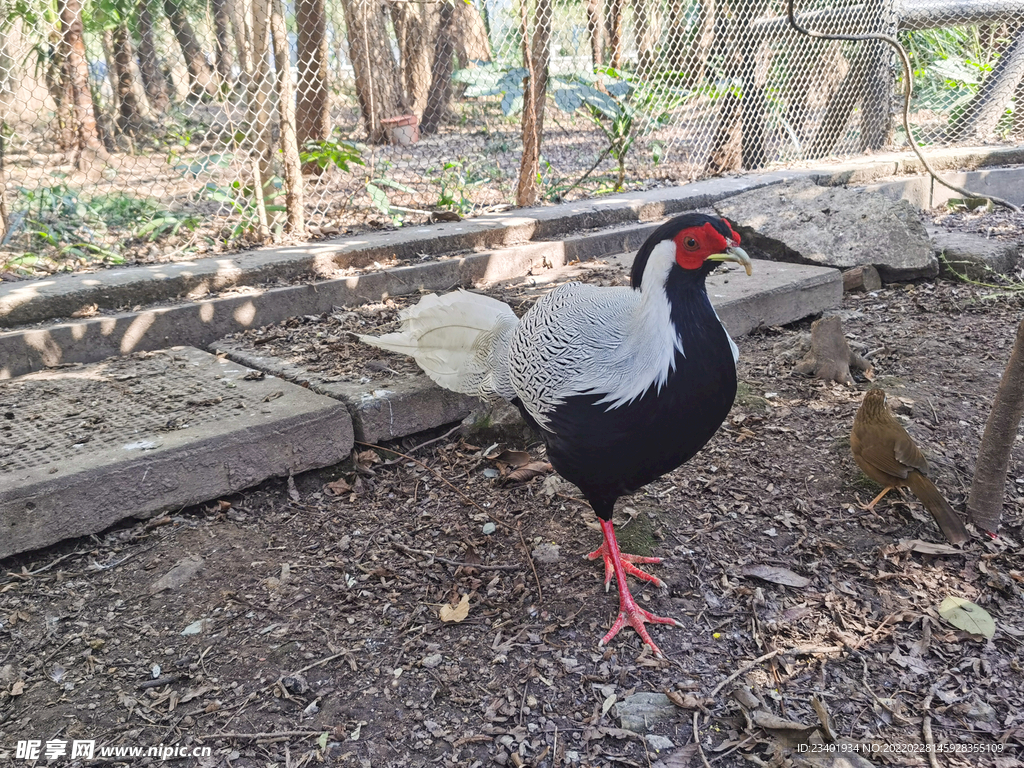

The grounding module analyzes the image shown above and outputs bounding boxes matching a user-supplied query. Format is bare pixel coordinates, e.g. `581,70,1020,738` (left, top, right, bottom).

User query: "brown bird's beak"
707,246,753,276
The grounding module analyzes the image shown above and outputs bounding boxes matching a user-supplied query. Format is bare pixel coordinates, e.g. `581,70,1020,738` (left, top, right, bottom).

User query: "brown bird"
850,389,970,545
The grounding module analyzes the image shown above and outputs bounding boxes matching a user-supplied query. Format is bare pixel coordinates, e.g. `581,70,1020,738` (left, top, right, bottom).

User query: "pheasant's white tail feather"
358,290,518,399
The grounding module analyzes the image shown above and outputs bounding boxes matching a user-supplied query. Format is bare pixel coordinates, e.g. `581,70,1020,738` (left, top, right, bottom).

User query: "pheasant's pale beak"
707,245,753,276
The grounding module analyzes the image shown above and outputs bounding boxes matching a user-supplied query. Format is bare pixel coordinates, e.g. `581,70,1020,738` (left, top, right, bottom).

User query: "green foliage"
3,182,198,269
430,159,487,215
203,178,287,241
553,67,680,192
299,138,366,172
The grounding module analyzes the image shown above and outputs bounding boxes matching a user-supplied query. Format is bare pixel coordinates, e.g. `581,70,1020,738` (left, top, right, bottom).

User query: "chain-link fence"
0,0,1022,274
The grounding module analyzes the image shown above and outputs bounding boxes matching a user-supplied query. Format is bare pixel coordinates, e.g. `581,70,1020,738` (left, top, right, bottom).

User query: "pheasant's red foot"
593,518,680,658
600,591,682,658
587,540,664,591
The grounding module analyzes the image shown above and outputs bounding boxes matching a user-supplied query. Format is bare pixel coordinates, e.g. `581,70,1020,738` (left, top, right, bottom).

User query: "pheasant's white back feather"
358,290,519,399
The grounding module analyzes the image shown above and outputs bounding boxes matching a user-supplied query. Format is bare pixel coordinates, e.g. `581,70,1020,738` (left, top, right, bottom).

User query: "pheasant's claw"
599,604,682,659
586,543,665,590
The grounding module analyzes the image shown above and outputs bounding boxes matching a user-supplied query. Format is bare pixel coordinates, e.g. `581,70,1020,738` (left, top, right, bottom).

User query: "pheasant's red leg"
594,519,681,658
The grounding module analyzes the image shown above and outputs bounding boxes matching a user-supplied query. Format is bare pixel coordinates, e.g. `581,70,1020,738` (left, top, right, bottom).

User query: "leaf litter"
0,280,1022,767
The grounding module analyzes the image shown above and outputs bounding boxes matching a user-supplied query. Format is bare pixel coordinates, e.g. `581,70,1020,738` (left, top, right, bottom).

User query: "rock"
461,397,534,448
931,228,1022,281
149,555,204,594
645,735,676,751
716,178,938,281
531,543,561,563
616,692,679,732
842,265,882,293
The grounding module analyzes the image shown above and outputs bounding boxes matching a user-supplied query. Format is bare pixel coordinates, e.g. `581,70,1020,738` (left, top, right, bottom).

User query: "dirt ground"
2,275,1024,768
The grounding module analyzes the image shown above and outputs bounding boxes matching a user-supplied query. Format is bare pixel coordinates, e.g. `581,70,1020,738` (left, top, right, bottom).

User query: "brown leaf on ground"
324,477,353,495
148,555,204,594
741,564,811,588
438,594,470,623
488,449,533,468
503,461,553,484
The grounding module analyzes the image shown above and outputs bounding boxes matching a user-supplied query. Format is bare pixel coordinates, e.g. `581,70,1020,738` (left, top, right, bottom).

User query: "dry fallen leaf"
740,564,811,588
938,596,995,639
324,477,353,495
489,449,532,468
439,593,471,623
897,539,962,555
504,461,553,484
666,690,712,711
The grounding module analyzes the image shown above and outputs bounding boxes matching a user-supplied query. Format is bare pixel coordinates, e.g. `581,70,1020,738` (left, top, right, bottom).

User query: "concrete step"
0,347,354,559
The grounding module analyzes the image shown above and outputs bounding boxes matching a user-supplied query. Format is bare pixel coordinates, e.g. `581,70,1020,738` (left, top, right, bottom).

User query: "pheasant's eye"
683,237,700,251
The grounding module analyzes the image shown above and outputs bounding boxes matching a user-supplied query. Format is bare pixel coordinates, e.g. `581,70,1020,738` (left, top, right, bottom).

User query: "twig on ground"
199,730,328,741
693,711,713,768
517,524,543,603
922,690,941,768
383,424,463,465
393,542,520,571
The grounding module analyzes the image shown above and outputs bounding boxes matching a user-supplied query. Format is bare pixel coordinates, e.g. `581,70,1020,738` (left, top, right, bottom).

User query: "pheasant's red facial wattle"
673,222,740,271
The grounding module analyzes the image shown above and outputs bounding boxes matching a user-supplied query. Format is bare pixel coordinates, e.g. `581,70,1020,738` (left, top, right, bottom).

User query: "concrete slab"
0,347,354,559
208,340,480,445
930,227,1023,280
864,167,1024,210
0,222,660,379
0,172,805,329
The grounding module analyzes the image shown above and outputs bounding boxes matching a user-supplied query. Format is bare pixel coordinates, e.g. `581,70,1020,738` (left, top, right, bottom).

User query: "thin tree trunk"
270,0,304,234
137,0,171,111
516,0,550,206
633,0,655,77
391,0,438,119
213,0,235,89
230,0,271,239
684,0,715,85
421,0,455,135
584,0,604,69
58,0,107,161
340,0,405,143
605,0,622,69
967,319,1024,535
295,0,331,169
163,0,219,99
113,24,145,135
452,0,491,66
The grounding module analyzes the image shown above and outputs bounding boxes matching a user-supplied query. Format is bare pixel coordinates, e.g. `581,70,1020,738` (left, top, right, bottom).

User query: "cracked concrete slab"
0,347,354,559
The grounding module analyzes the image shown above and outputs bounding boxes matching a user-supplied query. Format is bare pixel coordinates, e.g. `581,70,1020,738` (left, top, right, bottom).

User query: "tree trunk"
516,0,550,206
584,0,604,69
296,0,332,168
212,0,235,90
633,0,656,77
452,0,491,67
421,0,455,135
230,0,272,239
113,24,145,136
683,0,715,86
340,0,406,143
137,0,170,111
860,0,897,151
605,0,622,69
809,45,870,158
391,0,438,119
163,0,219,99
270,0,304,234
967,319,1024,535
58,0,106,161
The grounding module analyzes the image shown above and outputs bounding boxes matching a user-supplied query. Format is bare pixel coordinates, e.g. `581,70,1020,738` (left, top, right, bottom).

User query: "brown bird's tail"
906,471,970,545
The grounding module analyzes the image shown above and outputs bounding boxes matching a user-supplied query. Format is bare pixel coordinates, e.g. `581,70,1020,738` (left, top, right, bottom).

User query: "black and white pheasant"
360,213,752,656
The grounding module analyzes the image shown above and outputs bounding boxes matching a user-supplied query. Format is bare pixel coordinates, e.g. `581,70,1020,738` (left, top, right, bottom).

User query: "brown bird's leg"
860,486,893,511
594,519,681,657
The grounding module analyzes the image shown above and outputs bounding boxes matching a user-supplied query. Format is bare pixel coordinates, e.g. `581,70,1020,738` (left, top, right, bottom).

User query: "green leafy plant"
204,178,287,241
430,159,486,215
299,138,365,172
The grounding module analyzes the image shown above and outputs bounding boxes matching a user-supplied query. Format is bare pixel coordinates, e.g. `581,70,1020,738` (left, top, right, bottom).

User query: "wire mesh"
0,0,1022,273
